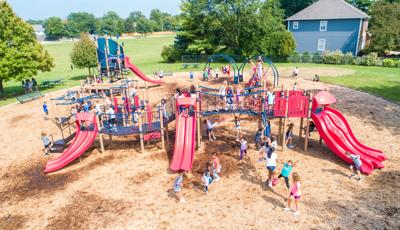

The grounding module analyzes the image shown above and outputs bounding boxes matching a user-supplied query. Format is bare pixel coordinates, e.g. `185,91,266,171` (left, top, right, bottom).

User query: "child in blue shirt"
42,101,49,120
41,132,52,157
202,162,213,193
173,173,185,202
345,152,362,180
278,160,299,189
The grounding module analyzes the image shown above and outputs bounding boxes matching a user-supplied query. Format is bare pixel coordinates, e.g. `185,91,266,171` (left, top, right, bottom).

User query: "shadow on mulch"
0,148,130,206
45,191,132,230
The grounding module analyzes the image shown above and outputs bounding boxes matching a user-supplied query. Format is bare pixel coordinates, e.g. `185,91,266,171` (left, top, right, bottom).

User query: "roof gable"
287,0,369,21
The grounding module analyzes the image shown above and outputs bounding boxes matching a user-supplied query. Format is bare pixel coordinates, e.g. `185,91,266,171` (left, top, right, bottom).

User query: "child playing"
173,173,185,202
284,172,301,216
254,128,263,150
234,116,242,141
285,123,295,148
238,137,248,163
202,162,213,193
278,160,299,189
257,136,269,162
189,71,194,81
266,141,278,187
266,88,274,114
205,118,218,141
226,86,234,110
106,107,117,131
42,101,49,120
41,132,52,157
212,153,222,181
345,152,362,180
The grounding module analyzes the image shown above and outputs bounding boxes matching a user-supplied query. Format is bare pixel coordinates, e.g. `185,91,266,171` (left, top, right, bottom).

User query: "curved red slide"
125,56,164,85
170,98,197,171
170,113,196,171
312,109,386,175
44,113,98,173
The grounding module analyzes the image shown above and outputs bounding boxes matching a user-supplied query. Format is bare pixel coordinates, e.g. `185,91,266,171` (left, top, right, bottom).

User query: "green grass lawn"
319,65,400,103
1,35,400,106
270,63,400,103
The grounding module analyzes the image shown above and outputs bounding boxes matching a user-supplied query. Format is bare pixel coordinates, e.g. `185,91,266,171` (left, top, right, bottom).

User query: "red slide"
312,108,386,175
125,56,163,85
170,98,197,171
44,113,98,173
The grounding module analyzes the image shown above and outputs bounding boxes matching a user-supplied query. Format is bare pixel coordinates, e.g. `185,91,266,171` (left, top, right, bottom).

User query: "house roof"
32,25,44,32
287,0,370,21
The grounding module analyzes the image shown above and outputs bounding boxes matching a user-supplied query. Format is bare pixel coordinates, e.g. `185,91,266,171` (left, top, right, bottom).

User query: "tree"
0,1,54,98
66,12,97,38
97,11,124,36
136,17,156,36
150,9,164,31
70,33,97,75
279,0,316,17
167,0,295,60
346,0,374,13
369,1,400,53
44,16,67,39
124,11,146,33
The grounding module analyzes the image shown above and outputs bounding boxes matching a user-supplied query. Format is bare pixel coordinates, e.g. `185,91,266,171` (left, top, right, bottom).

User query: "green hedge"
288,50,400,68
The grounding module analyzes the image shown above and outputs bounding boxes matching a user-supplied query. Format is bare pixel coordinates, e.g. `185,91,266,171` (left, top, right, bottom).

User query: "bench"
182,63,199,69
16,91,44,104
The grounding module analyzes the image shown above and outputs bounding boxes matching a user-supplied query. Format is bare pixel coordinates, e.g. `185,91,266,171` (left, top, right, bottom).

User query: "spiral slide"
44,113,98,173
312,107,386,175
170,98,197,171
125,56,164,85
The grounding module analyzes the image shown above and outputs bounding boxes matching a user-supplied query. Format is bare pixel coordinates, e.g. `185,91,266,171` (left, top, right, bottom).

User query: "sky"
7,0,182,20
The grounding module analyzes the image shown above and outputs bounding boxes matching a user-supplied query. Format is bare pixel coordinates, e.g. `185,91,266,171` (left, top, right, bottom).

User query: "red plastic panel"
273,96,287,117
288,96,309,117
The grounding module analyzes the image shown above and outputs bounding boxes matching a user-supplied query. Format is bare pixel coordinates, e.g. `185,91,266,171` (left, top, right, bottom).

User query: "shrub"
343,52,354,65
382,58,397,67
312,52,323,64
288,52,301,63
352,57,365,65
301,52,311,63
362,52,381,66
323,50,344,64
396,60,400,68
161,45,181,63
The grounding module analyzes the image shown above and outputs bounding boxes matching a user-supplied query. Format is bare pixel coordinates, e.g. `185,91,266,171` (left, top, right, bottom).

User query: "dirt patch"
0,153,125,205
10,114,29,125
129,171,153,185
0,214,28,229
46,191,132,230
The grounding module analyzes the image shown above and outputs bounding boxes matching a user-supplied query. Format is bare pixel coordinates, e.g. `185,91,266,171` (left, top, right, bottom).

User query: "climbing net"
198,85,264,116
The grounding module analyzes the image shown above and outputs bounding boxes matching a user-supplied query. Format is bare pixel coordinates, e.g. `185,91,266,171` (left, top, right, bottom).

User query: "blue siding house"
287,0,369,55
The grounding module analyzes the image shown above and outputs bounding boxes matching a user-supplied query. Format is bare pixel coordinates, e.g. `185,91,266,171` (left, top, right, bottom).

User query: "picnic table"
16,91,43,104
40,79,65,88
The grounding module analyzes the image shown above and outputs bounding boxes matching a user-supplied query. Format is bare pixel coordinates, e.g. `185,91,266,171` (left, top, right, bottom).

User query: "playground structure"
168,82,386,174
44,45,386,175
95,37,164,85
96,37,126,80
201,54,279,87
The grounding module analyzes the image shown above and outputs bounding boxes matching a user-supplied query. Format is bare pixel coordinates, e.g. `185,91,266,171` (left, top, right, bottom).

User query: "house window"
320,21,327,31
293,21,299,30
318,39,326,51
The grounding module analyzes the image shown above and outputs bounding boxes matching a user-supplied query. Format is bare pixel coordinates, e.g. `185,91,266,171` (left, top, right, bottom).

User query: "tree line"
28,9,180,40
